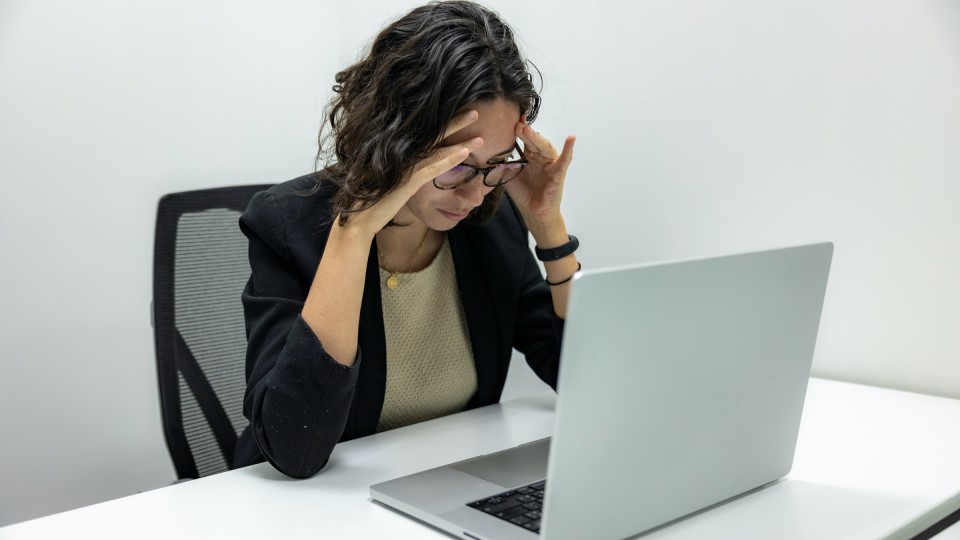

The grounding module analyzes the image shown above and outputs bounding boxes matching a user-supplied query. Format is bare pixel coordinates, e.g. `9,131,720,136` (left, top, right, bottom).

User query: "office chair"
152,184,272,479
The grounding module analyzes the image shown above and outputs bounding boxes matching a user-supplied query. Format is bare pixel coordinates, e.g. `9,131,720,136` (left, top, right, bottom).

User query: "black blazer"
233,172,563,478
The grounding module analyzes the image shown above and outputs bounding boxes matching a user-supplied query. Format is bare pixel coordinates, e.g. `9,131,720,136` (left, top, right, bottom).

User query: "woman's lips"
439,209,469,221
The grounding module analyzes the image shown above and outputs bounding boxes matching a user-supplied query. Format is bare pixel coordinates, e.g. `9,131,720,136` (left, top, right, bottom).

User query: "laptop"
370,242,834,539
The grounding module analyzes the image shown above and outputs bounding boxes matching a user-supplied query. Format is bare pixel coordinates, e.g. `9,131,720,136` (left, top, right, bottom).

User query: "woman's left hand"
504,116,576,237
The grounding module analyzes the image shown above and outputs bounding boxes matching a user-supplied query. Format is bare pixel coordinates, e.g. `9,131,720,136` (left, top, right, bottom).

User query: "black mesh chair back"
152,184,272,479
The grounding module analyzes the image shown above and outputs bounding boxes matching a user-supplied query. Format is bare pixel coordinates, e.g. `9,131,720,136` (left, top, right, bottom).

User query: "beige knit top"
376,236,478,433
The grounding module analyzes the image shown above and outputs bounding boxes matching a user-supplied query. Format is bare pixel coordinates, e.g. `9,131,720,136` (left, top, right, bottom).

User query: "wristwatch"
534,235,579,262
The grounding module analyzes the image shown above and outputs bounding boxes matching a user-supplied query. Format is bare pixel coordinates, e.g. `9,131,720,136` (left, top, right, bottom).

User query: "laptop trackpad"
450,437,551,488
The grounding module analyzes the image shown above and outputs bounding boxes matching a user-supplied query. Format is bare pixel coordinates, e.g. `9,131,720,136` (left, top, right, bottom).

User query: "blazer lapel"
350,240,388,436
449,226,503,408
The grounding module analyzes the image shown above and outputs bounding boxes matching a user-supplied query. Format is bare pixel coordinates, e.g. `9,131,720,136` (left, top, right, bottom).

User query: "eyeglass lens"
435,163,524,189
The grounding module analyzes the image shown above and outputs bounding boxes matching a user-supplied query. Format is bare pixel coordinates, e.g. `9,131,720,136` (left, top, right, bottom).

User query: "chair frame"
152,184,272,478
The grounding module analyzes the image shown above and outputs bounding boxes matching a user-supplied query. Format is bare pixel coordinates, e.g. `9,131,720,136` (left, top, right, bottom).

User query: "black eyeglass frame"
432,143,528,190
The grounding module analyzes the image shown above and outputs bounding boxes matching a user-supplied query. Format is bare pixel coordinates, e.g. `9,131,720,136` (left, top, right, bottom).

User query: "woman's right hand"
339,109,484,238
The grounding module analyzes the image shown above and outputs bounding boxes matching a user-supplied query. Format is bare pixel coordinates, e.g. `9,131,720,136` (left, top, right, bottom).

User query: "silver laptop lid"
540,242,833,540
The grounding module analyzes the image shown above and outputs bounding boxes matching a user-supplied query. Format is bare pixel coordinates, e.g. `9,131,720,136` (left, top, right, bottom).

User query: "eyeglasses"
433,143,527,190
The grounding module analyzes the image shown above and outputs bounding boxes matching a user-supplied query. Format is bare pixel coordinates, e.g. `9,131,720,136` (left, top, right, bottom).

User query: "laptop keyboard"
466,480,546,533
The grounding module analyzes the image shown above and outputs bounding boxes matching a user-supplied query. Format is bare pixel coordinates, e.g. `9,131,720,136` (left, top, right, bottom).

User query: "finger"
410,138,481,186
517,123,555,157
441,109,479,141
515,123,540,154
413,136,482,173
557,135,576,170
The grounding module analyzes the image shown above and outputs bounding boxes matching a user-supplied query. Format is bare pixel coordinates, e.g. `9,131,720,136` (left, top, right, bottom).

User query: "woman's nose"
456,176,488,207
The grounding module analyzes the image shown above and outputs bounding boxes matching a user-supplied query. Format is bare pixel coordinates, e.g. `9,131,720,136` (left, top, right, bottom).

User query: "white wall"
513,0,960,399
492,0,960,399
2,0,958,528
0,0,338,526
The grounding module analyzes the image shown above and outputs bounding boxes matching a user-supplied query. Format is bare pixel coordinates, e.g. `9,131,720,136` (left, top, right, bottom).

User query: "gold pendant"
386,274,399,289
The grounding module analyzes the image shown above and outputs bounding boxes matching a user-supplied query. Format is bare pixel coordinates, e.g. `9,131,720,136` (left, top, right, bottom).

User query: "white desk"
3,378,960,540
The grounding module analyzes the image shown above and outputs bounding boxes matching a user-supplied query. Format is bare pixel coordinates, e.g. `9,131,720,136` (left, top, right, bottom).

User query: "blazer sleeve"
239,190,361,478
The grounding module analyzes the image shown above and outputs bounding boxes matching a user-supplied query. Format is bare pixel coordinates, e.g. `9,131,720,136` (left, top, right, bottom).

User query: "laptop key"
509,515,532,525
480,500,523,515
495,506,529,520
465,482,551,532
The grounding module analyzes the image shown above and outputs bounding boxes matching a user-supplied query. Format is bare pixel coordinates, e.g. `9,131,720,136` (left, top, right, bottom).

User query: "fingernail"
472,137,483,146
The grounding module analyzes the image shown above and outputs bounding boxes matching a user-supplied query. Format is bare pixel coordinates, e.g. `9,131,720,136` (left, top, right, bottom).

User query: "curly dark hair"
310,0,541,225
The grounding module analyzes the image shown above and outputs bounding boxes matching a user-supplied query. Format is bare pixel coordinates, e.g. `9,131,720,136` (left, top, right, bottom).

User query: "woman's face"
401,98,521,231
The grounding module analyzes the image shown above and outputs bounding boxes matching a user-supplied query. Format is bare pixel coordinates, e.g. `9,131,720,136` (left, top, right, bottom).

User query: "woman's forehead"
441,99,521,157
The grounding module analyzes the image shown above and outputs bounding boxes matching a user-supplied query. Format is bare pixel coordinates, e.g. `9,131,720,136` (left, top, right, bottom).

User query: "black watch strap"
535,235,579,262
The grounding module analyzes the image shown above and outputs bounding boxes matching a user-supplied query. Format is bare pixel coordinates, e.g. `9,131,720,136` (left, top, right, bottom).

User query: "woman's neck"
375,212,443,273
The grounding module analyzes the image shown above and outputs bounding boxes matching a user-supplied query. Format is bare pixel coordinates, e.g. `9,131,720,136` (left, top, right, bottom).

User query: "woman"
234,0,579,478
